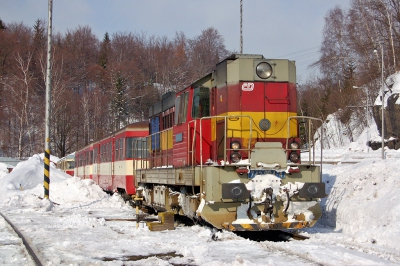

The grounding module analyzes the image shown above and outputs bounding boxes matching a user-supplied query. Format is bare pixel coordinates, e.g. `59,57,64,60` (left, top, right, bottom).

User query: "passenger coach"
75,121,148,196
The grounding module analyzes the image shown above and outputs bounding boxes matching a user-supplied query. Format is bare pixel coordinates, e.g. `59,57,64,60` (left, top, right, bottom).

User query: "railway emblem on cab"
242,82,254,91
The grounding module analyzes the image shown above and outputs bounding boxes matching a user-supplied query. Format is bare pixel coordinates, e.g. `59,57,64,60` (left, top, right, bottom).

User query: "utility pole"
374,45,385,159
44,0,53,198
240,0,243,53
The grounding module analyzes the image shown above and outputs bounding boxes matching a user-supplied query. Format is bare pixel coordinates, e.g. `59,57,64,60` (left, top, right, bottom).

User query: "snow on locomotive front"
135,54,325,231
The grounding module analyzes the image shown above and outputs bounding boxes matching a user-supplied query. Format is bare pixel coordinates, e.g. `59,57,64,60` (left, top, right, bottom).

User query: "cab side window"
192,86,210,118
175,92,189,125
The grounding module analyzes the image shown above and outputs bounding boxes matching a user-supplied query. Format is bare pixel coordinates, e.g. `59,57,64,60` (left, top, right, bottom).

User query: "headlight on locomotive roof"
289,151,300,163
231,141,241,150
230,152,242,163
256,62,273,79
290,141,300,150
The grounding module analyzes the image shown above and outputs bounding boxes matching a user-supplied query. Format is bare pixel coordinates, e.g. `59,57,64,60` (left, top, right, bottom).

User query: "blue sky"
1,0,350,81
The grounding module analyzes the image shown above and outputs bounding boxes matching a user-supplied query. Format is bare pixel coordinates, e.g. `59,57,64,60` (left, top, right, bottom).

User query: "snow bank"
321,158,400,247
0,154,133,213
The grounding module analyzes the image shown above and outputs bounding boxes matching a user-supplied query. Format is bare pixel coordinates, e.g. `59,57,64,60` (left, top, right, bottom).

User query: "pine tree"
111,75,128,130
99,32,110,69
0,19,5,30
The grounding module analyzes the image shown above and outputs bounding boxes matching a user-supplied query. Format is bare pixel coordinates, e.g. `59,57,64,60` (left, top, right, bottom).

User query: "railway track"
0,212,42,266
257,230,400,266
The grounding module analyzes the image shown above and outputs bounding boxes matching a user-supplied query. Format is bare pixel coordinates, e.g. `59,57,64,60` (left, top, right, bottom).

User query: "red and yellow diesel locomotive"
135,54,325,231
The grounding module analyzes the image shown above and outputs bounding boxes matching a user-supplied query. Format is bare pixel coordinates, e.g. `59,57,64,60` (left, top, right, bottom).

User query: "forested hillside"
300,0,400,145
1,0,400,159
0,20,229,158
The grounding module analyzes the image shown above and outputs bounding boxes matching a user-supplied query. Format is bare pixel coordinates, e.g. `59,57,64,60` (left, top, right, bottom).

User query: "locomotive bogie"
152,186,179,211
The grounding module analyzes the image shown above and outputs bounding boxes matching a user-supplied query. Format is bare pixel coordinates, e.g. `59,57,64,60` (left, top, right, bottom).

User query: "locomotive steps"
146,212,175,231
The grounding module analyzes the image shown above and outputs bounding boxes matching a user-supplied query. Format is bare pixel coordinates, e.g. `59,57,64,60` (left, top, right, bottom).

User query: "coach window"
192,86,210,118
108,142,111,162
119,139,122,160
109,143,111,161
108,142,114,162
115,139,119,161
108,142,110,161
126,137,148,158
120,138,124,159
93,147,96,164
126,138,132,159
107,142,110,162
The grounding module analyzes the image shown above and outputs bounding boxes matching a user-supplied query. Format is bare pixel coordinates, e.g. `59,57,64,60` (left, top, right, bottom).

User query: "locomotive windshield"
191,86,210,118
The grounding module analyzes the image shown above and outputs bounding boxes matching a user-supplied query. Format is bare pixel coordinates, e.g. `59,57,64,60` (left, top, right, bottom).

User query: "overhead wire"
276,46,320,58
275,46,322,76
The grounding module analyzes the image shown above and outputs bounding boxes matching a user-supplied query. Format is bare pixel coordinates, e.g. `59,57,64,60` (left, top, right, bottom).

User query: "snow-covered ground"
1,124,400,265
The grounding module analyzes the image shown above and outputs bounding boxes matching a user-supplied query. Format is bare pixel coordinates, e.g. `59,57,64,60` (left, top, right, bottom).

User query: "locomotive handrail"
187,120,197,167
286,116,323,176
145,128,173,168
199,115,253,172
187,120,196,194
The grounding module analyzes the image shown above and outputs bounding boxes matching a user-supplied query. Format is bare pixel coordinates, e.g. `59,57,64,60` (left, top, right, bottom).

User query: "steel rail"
0,211,43,266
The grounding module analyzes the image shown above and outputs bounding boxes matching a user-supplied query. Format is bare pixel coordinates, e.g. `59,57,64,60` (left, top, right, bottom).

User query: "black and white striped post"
44,0,53,199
